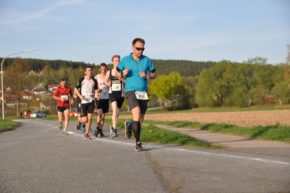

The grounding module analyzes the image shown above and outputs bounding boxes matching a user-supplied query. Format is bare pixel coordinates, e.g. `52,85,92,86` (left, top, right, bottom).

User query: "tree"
249,85,268,105
150,71,190,109
244,57,267,65
4,59,32,116
272,81,290,104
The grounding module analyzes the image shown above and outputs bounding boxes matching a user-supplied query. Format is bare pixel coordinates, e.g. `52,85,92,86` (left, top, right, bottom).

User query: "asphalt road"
0,119,289,193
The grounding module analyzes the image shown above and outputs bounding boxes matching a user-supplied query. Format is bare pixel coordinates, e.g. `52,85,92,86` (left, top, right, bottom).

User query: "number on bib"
61,95,69,101
112,83,121,91
135,91,149,100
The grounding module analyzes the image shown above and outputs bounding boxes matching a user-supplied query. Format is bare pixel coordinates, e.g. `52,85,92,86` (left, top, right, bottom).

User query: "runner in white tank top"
94,63,110,137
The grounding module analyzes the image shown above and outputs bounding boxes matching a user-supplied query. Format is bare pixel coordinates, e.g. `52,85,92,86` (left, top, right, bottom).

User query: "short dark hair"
60,78,66,82
85,66,93,70
132,38,145,46
100,63,107,68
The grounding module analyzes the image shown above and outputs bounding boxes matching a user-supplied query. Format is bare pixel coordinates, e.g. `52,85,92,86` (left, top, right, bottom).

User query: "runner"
74,66,98,139
107,55,125,137
94,63,110,137
73,87,83,132
116,38,156,151
52,79,73,134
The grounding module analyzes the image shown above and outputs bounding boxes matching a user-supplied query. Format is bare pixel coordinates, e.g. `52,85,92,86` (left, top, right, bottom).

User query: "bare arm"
149,72,157,79
52,95,61,101
74,87,83,101
105,71,111,87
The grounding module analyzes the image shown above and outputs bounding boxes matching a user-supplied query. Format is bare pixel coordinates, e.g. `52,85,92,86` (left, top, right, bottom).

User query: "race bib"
112,83,121,91
61,95,69,101
81,96,93,104
135,91,149,100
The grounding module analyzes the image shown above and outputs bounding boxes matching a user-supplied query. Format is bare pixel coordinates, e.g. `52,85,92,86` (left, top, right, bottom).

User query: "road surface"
0,119,289,193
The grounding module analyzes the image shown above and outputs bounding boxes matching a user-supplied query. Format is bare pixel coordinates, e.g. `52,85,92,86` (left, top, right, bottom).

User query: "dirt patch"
120,110,290,126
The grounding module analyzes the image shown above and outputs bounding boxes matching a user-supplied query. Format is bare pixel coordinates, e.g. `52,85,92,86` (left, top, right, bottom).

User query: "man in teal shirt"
116,38,157,151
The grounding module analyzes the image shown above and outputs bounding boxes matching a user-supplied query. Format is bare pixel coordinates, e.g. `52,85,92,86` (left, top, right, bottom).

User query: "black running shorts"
109,95,124,109
81,102,94,117
57,106,69,113
95,99,109,113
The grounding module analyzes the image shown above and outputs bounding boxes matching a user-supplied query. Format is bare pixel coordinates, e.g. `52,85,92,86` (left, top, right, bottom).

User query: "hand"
139,71,146,78
80,96,84,101
122,68,129,77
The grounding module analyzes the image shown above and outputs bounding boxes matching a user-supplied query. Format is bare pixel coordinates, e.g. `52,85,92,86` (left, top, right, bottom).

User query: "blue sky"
0,0,289,64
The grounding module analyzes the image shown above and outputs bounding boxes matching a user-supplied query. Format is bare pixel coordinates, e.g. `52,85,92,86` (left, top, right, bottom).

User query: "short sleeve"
117,58,125,72
93,78,98,90
53,88,59,97
75,78,83,89
147,58,156,73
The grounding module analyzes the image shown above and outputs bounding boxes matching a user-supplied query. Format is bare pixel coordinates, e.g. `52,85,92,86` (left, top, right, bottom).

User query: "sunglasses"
135,47,145,51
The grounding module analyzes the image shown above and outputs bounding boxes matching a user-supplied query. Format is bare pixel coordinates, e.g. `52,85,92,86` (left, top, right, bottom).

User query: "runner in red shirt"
53,79,73,134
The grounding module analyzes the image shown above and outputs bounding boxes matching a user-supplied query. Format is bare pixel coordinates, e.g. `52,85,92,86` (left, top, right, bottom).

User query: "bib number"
61,95,69,101
112,83,121,91
135,91,148,100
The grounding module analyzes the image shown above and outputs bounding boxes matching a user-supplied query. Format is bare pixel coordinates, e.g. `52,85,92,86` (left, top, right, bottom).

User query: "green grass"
105,119,216,148
140,124,216,148
0,119,18,132
201,123,290,143
148,120,290,143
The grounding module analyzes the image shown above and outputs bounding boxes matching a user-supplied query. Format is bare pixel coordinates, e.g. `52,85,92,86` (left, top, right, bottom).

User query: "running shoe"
135,141,143,152
76,122,81,130
84,133,90,139
63,128,68,135
110,126,115,138
81,123,86,133
99,129,105,137
124,120,132,139
114,128,119,137
94,128,100,137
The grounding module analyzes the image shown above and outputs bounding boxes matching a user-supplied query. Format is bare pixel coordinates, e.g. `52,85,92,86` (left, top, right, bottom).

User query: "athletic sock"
132,121,141,143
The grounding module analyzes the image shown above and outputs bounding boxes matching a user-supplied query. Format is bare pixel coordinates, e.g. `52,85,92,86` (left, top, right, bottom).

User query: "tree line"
1,57,288,111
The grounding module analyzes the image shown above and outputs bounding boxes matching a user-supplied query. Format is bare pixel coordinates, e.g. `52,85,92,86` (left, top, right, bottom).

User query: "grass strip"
140,124,217,148
149,120,290,143
0,119,18,132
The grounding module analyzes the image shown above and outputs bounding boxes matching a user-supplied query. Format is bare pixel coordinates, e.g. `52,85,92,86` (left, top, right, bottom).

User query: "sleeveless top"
109,69,124,97
95,74,109,99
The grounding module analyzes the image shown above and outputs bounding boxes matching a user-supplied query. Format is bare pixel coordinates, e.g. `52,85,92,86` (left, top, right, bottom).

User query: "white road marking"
66,130,290,166
18,119,290,166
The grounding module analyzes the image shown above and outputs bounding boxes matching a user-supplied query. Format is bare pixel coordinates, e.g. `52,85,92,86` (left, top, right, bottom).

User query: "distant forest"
1,57,219,77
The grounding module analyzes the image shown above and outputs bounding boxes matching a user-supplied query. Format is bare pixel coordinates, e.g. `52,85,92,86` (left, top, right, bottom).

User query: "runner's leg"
58,111,63,129
63,109,70,132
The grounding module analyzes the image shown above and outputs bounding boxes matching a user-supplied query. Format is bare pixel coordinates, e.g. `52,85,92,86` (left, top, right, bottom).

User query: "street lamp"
1,48,38,120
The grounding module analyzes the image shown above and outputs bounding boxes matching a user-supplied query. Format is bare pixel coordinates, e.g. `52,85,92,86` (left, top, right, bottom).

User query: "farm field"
120,110,290,126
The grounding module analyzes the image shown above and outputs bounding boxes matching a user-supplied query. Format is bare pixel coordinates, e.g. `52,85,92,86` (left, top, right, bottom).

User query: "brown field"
120,110,290,126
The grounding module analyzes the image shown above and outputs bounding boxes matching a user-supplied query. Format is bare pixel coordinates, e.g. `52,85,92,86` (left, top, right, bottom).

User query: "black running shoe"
114,128,119,137
135,141,143,152
76,122,81,130
99,129,105,137
124,121,132,139
94,128,100,137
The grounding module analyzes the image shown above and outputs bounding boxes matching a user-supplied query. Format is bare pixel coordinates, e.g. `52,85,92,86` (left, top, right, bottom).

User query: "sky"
0,0,289,65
